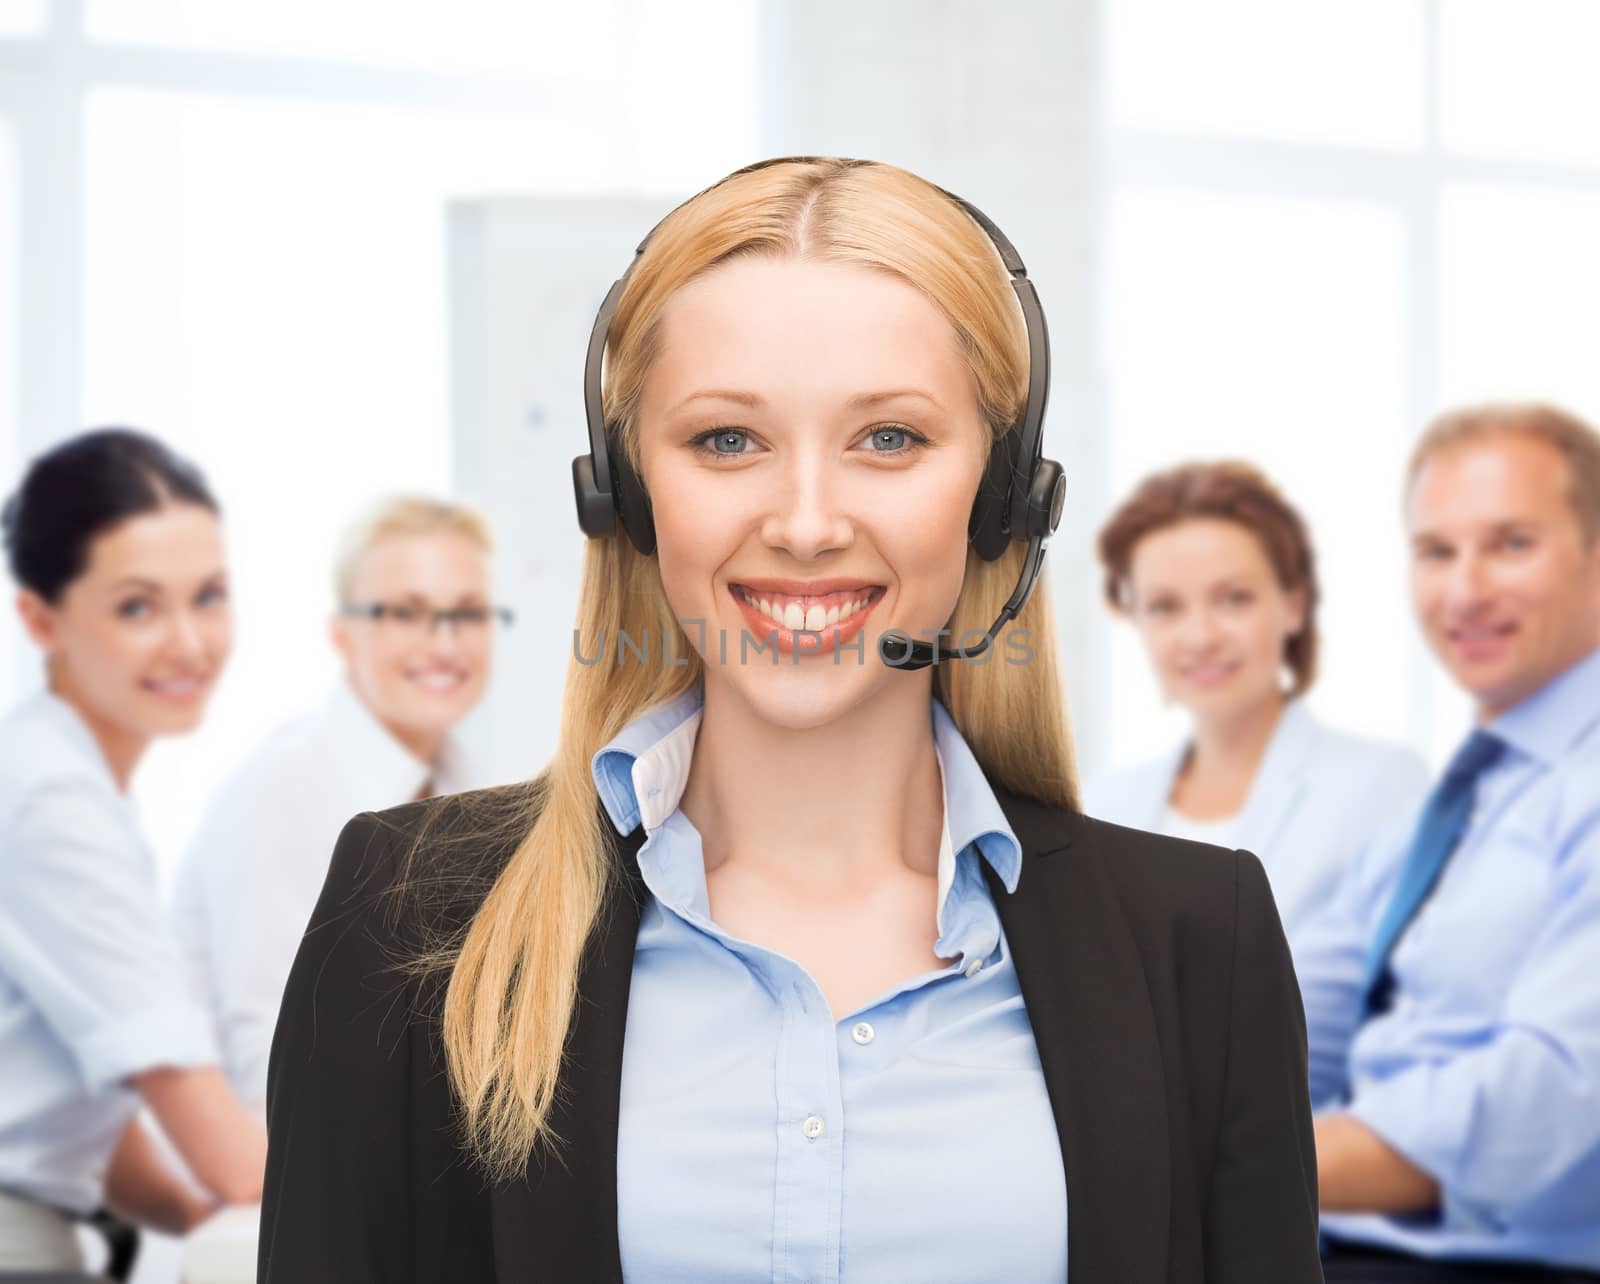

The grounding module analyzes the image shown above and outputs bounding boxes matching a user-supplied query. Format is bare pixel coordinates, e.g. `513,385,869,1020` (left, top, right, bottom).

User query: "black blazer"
258,781,1323,1283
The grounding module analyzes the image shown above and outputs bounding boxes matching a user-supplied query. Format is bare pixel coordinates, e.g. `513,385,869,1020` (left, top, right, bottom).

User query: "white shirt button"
850,1021,875,1046
802,1114,826,1141
964,958,985,978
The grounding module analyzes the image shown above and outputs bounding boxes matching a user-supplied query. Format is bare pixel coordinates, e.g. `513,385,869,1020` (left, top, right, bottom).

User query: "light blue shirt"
0,690,216,1212
1294,646,1600,1270
594,685,1069,1284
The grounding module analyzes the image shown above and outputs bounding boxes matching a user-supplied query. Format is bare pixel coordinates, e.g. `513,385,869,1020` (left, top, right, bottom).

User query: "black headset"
572,157,1065,671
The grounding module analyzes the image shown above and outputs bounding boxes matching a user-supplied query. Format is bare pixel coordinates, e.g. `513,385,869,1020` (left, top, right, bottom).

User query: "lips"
141,674,212,705
1178,660,1238,688
1445,621,1517,661
405,666,470,694
728,581,886,658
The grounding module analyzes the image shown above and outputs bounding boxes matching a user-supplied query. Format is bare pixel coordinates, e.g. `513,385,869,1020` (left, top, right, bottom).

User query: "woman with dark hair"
1086,460,1428,940
0,428,265,1271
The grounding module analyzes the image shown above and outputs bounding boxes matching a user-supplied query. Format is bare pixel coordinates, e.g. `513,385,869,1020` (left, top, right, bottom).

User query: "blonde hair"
433,157,1079,1181
1407,401,1600,545
333,494,494,603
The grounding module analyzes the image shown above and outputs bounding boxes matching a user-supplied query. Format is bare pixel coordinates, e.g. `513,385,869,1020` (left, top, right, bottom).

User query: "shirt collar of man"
589,682,1023,962
1485,643,1600,768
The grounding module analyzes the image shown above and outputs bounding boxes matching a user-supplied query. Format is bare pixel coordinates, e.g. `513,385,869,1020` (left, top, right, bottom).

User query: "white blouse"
0,689,217,1212
169,679,481,1105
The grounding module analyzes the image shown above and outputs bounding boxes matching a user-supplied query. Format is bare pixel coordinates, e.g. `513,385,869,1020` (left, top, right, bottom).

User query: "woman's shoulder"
1079,746,1183,825
1001,788,1258,941
1296,708,1430,797
309,781,544,947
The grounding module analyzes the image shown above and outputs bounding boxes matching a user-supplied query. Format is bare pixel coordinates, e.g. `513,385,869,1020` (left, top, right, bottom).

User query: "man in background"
1296,402,1600,1282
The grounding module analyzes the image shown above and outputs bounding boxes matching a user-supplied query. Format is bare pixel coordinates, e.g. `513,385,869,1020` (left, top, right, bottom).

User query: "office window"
0,0,43,36
1105,189,1411,765
0,118,17,692
87,0,624,78
1440,0,1600,168
1100,0,1600,776
1107,0,1426,150
1439,184,1600,413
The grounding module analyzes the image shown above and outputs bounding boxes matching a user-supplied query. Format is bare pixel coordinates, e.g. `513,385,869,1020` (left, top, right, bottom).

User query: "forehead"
1130,518,1273,583
82,503,223,584
1408,434,1575,530
644,255,977,412
348,530,488,595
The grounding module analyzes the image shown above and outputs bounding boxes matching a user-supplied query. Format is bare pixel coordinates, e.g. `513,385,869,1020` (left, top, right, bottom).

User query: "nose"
759,450,854,561
1443,549,1492,612
166,609,209,664
1176,604,1222,651
425,615,469,652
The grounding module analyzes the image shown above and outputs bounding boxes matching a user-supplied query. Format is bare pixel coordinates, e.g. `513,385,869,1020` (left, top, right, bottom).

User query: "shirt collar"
33,687,125,796
323,678,471,800
588,683,1023,948
1486,644,1600,767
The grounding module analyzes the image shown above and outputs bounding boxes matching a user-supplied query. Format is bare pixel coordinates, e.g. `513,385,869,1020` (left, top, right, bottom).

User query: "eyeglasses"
340,601,515,633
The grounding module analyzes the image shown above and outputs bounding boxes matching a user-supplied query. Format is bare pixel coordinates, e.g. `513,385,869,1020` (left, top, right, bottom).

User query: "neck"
48,673,148,792
381,718,443,768
680,675,945,889
1185,690,1287,784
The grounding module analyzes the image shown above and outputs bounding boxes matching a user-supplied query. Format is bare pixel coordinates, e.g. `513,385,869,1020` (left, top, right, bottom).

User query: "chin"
143,703,209,736
714,656,891,732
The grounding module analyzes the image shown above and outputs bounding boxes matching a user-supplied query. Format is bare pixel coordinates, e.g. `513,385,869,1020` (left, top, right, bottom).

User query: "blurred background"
3,0,1599,873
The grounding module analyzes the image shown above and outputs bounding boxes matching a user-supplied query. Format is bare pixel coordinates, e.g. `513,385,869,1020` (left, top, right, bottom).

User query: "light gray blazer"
1083,700,1429,942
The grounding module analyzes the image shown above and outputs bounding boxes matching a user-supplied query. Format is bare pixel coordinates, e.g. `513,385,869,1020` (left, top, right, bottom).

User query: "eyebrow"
108,570,227,591
669,388,945,414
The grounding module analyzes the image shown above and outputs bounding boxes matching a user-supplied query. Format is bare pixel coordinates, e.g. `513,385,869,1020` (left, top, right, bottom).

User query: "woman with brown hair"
1087,460,1428,940
259,159,1321,1282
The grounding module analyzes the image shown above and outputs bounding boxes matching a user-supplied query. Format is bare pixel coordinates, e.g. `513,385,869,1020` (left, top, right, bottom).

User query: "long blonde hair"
438,157,1078,1181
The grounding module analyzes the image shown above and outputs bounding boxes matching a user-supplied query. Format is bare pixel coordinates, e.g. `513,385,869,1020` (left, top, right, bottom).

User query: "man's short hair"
1406,401,1600,545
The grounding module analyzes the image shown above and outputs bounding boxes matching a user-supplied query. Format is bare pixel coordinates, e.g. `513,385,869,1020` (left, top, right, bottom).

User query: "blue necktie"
1358,729,1506,1020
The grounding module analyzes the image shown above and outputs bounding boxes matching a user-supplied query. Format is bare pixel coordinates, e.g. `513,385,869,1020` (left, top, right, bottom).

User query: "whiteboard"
447,195,677,783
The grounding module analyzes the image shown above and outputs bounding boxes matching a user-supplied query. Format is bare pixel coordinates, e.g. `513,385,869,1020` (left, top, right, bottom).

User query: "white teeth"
415,672,463,689
740,588,875,628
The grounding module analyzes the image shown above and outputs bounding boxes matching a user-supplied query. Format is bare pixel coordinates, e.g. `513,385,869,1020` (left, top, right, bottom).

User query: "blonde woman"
170,496,505,1108
260,159,1320,1283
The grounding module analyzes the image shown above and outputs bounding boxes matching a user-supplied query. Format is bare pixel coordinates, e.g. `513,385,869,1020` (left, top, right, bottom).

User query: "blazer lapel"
1236,699,1316,859
491,820,648,1283
988,787,1172,1284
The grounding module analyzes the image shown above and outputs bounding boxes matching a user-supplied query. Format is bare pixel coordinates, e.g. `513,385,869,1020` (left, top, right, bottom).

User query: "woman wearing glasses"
170,495,509,1108
0,428,264,1270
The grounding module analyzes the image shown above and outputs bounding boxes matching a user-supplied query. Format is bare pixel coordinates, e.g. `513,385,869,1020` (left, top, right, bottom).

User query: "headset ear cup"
609,428,657,556
968,428,1017,562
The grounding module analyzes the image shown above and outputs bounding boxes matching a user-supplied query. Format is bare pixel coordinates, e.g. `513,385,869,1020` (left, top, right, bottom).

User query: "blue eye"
690,428,752,457
862,425,927,455
197,585,229,608
117,599,152,620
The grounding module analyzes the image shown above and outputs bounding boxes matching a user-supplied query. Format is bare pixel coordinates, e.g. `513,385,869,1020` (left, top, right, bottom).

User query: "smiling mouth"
141,674,212,702
406,668,470,693
730,583,886,632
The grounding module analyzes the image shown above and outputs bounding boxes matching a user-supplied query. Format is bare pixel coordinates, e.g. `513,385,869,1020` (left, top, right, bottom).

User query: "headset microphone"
574,156,1066,671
